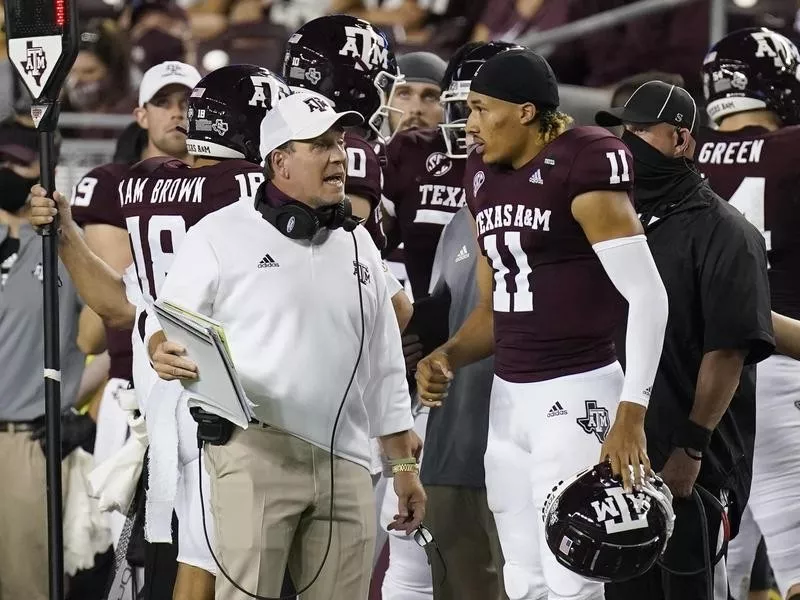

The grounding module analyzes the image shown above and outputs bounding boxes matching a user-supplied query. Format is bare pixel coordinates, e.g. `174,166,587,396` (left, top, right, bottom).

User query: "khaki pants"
0,428,50,600
425,485,507,600
205,424,375,600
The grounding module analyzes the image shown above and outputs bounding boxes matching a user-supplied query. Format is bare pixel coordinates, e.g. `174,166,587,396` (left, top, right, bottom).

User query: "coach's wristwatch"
391,462,420,476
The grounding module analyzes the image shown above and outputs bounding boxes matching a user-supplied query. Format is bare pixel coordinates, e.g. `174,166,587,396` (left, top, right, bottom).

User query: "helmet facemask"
369,70,404,144
439,79,471,159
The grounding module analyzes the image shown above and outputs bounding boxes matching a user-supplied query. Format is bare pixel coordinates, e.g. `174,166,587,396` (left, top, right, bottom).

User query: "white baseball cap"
138,61,202,107
259,91,363,160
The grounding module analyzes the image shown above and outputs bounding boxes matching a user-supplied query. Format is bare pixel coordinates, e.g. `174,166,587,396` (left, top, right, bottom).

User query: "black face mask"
621,130,701,210
0,168,37,213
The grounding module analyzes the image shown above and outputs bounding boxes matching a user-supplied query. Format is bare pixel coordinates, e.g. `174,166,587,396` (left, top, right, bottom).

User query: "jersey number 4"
483,232,533,312
729,177,772,264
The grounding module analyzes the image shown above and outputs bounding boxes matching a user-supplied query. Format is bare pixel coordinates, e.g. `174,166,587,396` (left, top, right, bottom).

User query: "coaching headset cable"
197,231,366,600
657,483,729,600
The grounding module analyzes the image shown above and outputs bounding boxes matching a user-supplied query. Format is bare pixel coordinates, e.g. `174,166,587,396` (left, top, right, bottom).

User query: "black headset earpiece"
255,183,360,240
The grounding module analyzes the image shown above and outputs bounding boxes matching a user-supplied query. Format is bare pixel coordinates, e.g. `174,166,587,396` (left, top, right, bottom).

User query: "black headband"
470,48,559,109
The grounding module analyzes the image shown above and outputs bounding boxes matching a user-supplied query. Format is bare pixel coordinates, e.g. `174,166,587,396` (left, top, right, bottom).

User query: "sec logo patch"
425,152,452,177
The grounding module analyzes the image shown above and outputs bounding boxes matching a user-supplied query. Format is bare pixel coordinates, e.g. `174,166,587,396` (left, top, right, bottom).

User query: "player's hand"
152,340,198,381
28,185,73,232
388,471,427,535
599,401,651,493
402,333,424,373
415,348,453,408
659,447,701,498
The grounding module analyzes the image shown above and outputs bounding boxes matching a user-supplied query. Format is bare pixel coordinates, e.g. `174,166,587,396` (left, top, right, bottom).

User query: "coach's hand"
416,348,453,408
600,401,651,493
388,471,427,535
28,185,73,233
149,330,198,381
659,447,701,498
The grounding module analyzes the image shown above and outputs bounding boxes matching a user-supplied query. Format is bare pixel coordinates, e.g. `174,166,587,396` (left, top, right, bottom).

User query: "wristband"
673,419,712,453
387,457,418,466
683,447,702,461
391,463,419,476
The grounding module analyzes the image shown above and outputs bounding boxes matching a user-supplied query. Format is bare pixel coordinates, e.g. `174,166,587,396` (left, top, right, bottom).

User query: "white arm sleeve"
593,234,668,407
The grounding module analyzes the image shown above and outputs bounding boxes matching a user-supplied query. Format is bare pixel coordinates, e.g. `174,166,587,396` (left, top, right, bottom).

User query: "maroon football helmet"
542,461,675,582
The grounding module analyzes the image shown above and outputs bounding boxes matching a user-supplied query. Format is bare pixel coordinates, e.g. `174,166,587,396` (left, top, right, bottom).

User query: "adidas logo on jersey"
257,253,279,268
455,245,470,263
529,169,544,185
547,401,568,418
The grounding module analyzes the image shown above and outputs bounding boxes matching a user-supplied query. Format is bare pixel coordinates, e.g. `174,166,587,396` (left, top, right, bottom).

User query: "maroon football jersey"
71,163,134,381
119,158,263,304
384,128,466,298
466,126,633,383
696,125,800,320
344,130,387,250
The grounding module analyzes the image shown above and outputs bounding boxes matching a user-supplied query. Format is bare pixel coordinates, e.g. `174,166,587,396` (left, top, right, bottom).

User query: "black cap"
595,80,698,131
470,48,559,109
397,52,447,87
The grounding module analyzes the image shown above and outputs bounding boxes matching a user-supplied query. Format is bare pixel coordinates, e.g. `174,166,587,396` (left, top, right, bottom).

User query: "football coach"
596,81,775,600
149,91,426,600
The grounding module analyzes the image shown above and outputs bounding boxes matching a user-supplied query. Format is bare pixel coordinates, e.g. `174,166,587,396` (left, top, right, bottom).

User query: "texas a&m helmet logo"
339,25,390,71
591,486,650,534
248,75,289,108
425,152,453,177
577,400,610,442
23,41,47,86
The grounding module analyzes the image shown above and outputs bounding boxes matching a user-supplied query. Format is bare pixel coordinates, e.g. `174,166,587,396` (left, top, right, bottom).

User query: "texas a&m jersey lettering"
120,159,263,301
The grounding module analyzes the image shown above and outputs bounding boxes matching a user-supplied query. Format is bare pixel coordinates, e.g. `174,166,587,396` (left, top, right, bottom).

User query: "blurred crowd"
1,0,800,134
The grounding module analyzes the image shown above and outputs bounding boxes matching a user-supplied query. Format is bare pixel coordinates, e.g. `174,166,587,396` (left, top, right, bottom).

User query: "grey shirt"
420,207,494,488
0,224,84,421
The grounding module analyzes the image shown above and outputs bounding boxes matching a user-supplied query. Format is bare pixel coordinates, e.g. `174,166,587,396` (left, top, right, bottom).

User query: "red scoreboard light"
5,0,79,103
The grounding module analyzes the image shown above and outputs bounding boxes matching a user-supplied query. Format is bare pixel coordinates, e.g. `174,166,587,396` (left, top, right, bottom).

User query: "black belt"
0,419,42,433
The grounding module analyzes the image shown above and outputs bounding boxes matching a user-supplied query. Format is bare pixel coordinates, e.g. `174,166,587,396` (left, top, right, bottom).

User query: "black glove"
31,407,97,459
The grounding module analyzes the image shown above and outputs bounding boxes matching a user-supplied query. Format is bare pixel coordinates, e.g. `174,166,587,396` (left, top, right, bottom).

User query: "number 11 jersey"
118,157,264,305
465,126,634,384
696,125,800,320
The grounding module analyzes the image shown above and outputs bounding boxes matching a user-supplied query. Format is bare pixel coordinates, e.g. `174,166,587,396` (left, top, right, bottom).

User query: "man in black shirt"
596,81,775,600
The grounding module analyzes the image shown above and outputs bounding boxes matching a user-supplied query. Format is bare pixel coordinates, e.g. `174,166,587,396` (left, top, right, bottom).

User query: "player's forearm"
379,430,415,459
594,235,668,406
441,303,494,370
772,311,800,360
690,349,746,431
60,222,136,329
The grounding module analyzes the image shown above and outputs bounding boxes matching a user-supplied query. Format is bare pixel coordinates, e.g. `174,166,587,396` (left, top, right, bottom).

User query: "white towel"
144,377,183,544
64,448,112,576
88,406,148,515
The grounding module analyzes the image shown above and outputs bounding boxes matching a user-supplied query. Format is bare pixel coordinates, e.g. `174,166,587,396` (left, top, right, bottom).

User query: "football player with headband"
28,64,289,600
149,90,425,600
377,42,521,600
415,48,669,600
697,27,800,600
